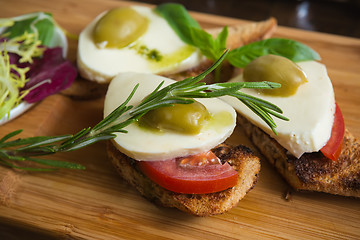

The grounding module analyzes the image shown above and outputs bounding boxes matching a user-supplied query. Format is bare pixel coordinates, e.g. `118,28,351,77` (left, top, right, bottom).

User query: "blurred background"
133,0,360,38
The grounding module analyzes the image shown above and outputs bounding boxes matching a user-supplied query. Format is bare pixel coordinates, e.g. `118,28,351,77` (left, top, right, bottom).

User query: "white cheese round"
222,61,335,158
104,72,237,161
78,6,205,83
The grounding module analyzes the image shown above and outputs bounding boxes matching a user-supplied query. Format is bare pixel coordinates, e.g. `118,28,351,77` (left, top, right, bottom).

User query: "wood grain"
0,0,359,239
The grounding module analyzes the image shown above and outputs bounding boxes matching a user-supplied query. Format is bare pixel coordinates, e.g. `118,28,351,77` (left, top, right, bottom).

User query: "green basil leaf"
227,38,321,68
155,3,201,45
186,25,227,61
213,25,228,59
188,27,217,59
215,26,228,52
155,3,228,61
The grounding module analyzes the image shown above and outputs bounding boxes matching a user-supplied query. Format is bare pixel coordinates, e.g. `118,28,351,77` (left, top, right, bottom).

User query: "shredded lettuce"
0,49,29,120
1,32,44,63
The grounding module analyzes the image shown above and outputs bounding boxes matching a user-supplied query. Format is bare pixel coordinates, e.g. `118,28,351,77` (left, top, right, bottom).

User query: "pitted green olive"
139,101,210,135
93,7,149,48
243,54,307,96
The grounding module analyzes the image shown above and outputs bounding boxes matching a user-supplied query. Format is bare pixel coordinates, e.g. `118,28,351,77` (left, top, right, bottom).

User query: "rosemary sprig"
0,51,288,170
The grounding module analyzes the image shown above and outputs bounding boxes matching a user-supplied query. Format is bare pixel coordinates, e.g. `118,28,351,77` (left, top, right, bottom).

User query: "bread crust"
237,114,360,198
207,17,277,49
107,141,260,216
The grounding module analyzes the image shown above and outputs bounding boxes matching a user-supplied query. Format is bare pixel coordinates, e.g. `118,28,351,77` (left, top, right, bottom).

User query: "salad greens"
0,12,76,122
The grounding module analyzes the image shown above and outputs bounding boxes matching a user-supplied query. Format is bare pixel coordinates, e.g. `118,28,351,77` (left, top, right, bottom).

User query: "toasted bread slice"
107,141,260,216
65,18,277,99
237,114,360,197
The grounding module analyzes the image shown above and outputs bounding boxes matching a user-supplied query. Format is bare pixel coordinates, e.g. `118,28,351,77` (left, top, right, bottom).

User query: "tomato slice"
137,151,238,194
320,103,345,161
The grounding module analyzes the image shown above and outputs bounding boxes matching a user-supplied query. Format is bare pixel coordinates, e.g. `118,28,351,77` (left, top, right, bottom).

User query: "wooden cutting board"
0,0,359,239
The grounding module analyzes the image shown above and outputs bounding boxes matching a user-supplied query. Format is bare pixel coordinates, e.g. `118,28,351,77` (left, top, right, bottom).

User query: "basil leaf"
188,27,217,59
227,38,321,68
156,3,228,61
215,26,228,53
155,3,201,45
188,26,228,60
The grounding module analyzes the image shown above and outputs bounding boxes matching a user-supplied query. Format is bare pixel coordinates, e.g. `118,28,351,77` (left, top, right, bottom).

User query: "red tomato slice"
137,151,238,194
320,103,345,161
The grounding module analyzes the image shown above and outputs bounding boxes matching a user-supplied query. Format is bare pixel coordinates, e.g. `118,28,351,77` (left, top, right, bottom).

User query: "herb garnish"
155,3,321,77
0,51,287,170
227,38,321,68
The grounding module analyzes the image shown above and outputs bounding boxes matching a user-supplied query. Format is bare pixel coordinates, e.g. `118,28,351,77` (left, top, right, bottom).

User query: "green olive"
243,54,307,96
139,102,210,135
93,7,149,48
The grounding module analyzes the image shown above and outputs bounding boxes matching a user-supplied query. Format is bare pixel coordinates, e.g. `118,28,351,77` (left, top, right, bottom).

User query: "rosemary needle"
0,51,287,170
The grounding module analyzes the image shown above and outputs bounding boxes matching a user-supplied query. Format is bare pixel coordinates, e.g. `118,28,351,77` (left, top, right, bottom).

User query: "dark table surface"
134,0,360,38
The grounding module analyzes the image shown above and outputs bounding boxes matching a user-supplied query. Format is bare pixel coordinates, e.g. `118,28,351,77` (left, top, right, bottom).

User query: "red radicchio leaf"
22,47,77,103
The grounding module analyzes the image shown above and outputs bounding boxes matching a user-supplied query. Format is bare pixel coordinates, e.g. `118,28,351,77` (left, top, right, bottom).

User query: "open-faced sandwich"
222,54,360,198
0,12,77,125
104,71,262,216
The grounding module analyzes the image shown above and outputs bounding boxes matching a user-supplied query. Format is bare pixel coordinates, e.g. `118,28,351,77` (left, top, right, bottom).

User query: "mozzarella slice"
222,61,335,158
77,6,205,83
104,72,236,161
